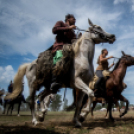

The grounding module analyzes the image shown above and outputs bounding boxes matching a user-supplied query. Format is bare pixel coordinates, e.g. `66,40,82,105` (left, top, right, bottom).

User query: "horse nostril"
111,34,115,38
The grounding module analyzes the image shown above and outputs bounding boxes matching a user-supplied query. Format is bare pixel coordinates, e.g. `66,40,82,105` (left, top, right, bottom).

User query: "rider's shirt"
96,56,109,70
52,21,76,53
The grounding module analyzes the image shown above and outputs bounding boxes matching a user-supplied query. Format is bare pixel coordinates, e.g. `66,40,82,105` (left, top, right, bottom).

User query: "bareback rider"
50,14,76,91
94,49,114,105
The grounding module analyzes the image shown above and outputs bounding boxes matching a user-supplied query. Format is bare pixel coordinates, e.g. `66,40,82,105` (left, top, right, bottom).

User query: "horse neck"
80,32,95,64
113,61,127,81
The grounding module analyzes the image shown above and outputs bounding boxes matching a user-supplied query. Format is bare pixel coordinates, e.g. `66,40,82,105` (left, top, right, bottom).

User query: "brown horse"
74,51,134,122
91,82,127,118
90,97,120,118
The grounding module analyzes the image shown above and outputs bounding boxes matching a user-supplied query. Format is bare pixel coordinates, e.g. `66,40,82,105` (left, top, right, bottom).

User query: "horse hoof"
32,119,38,126
37,115,44,122
110,118,115,122
75,122,82,128
79,116,85,123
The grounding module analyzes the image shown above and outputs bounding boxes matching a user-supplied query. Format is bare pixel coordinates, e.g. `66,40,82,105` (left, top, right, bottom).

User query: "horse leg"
37,89,52,122
119,95,129,117
7,104,12,115
17,102,21,116
11,104,14,115
91,101,97,119
74,77,94,97
2,101,7,114
73,90,84,127
105,106,109,118
79,95,93,122
108,100,114,121
115,101,120,117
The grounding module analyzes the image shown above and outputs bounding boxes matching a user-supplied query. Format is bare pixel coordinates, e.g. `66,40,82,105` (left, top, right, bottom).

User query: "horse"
0,89,5,106
77,51,134,122
3,94,27,116
90,98,120,118
35,94,56,117
5,18,115,127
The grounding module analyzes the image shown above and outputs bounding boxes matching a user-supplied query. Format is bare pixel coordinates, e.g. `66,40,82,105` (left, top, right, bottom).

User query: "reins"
75,26,113,41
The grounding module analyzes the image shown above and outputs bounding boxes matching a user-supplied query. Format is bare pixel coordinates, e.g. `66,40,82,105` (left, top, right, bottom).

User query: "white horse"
35,94,56,116
5,19,115,127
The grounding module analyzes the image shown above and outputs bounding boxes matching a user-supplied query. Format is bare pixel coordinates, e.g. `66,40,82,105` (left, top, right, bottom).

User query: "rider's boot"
50,74,61,93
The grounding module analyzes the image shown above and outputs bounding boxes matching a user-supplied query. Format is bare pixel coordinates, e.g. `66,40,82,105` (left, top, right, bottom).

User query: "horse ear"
88,18,94,26
121,51,125,56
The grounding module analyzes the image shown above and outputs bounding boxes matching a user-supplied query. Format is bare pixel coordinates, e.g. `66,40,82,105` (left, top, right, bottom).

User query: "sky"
0,0,134,107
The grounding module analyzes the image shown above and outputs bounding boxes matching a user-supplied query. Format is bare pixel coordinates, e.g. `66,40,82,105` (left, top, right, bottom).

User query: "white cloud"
0,65,15,89
0,0,122,57
114,0,127,5
114,0,134,12
0,65,30,98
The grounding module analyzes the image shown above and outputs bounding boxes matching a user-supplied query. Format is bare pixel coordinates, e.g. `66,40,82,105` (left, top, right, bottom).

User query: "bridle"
122,55,134,64
75,26,112,41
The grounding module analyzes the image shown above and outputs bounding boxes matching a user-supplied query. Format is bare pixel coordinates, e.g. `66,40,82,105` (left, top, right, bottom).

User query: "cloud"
114,0,127,5
0,65,15,89
114,0,134,12
0,0,123,57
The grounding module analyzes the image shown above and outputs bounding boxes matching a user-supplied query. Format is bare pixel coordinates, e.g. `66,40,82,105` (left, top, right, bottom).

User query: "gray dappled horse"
5,19,115,127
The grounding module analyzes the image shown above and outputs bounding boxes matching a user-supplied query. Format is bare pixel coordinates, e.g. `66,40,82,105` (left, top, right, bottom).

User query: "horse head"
88,18,116,44
121,51,134,66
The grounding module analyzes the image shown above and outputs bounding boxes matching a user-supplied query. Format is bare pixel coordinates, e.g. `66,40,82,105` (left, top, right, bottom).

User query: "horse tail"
5,63,30,100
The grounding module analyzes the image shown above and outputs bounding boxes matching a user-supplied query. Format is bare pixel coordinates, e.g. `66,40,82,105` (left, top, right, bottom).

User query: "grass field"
0,110,134,134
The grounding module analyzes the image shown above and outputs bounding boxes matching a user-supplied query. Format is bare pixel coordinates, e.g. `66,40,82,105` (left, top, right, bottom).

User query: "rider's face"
68,17,76,25
103,50,108,57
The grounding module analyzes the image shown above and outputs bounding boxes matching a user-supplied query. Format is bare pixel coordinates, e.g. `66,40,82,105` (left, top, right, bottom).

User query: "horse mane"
111,58,121,72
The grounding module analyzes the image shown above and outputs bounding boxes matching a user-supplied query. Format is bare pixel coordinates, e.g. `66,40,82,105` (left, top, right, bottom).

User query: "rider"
7,80,13,93
94,48,114,105
51,14,76,91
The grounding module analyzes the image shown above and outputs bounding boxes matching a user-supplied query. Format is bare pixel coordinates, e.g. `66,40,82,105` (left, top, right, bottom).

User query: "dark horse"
74,51,134,122
0,89,5,106
2,94,27,116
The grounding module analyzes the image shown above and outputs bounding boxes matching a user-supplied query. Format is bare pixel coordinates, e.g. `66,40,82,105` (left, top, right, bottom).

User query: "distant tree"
129,104,134,107
50,94,62,111
63,98,68,111
120,101,125,108
25,95,37,111
94,104,102,110
26,95,38,102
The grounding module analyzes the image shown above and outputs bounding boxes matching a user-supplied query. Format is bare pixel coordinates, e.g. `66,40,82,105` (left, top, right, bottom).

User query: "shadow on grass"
54,117,134,129
0,126,61,134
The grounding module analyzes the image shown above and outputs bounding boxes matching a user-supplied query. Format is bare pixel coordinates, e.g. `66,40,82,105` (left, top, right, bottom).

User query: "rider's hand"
109,56,114,59
69,25,76,30
111,63,114,66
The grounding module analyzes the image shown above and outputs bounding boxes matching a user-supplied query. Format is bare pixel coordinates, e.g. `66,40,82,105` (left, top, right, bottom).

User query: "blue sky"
0,0,134,106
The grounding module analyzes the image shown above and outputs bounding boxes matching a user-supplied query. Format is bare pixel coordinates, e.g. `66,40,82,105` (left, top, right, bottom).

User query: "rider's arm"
52,21,70,34
100,55,113,63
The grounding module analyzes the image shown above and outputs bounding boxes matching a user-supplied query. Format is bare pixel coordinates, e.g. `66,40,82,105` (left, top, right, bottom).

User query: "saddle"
89,70,127,91
89,70,111,90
